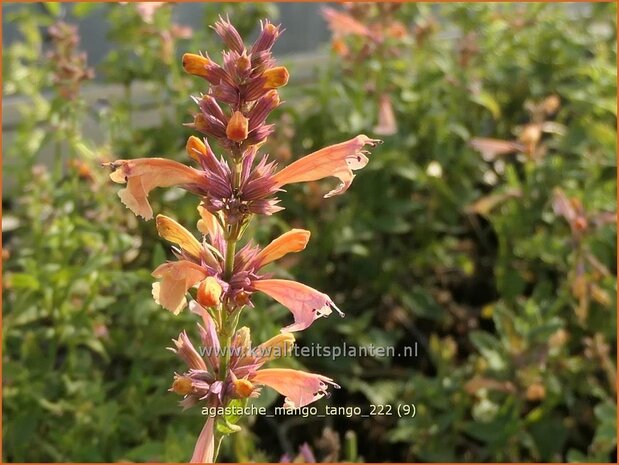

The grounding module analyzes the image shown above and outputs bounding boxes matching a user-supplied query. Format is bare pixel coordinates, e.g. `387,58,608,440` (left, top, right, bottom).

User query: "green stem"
219,159,241,381
224,239,237,281
214,155,247,461
213,433,225,462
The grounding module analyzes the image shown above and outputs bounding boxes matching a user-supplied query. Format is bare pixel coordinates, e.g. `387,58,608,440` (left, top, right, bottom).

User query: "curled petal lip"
152,261,208,314
253,279,343,332
252,368,339,408
104,158,204,220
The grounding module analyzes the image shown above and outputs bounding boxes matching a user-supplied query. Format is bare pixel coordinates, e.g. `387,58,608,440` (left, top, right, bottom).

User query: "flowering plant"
104,17,379,462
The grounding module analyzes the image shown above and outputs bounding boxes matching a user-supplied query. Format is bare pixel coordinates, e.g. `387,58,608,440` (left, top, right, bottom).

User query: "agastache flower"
105,15,380,223
103,17,379,463
103,158,205,220
171,305,338,462
170,305,339,410
273,135,380,198
152,214,341,331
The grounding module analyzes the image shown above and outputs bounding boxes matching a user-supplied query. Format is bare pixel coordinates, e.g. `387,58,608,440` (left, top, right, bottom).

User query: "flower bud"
213,17,244,53
198,95,225,122
263,66,289,89
197,277,222,308
252,21,280,54
189,113,226,139
233,378,255,399
186,136,206,161
236,53,252,75
190,113,209,133
234,291,251,307
171,376,193,395
182,53,210,78
226,111,249,142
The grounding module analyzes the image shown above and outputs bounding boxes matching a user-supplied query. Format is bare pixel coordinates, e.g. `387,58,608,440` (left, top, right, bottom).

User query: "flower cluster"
104,17,380,463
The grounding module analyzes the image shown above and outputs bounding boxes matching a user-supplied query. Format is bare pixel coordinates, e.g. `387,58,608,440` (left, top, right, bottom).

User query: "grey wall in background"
2,2,331,67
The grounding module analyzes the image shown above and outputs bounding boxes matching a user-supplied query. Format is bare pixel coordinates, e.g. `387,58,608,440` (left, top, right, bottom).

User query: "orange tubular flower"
253,228,311,268
197,276,223,308
186,135,207,162
182,53,211,78
252,368,339,408
254,333,295,363
262,66,289,89
197,204,223,238
156,214,219,269
104,158,204,220
151,261,208,314
226,111,249,142
273,135,381,198
156,214,203,259
190,416,215,463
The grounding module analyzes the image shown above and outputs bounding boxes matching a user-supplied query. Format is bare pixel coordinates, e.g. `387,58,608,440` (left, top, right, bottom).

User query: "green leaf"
216,417,242,435
471,91,501,119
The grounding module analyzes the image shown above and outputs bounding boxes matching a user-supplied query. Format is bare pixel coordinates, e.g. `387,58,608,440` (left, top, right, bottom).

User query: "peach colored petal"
253,279,343,332
157,214,219,268
252,368,339,408
152,261,208,314
253,229,311,269
190,416,215,463
197,204,223,238
273,135,381,198
156,214,203,259
373,94,398,136
104,158,203,220
196,276,223,308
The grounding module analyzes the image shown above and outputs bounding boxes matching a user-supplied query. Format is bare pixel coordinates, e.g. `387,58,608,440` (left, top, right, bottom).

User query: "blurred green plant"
276,2,616,462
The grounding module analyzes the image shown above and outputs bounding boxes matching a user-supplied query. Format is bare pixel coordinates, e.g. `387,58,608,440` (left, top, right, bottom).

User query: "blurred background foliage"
2,2,617,462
